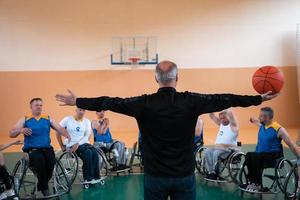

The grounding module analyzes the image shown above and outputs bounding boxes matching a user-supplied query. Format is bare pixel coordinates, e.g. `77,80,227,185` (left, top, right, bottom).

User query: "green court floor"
3,145,295,200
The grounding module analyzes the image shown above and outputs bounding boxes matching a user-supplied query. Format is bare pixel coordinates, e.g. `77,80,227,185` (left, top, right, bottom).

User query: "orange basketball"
252,66,284,94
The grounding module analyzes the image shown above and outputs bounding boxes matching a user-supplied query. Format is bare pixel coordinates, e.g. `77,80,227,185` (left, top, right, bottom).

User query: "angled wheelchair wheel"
284,165,299,199
96,149,109,178
195,147,206,175
229,152,245,184
52,159,71,195
276,159,293,193
11,157,29,195
58,151,79,185
238,163,249,187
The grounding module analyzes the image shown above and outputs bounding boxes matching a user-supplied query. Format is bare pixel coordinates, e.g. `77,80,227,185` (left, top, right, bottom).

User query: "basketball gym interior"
1,0,300,199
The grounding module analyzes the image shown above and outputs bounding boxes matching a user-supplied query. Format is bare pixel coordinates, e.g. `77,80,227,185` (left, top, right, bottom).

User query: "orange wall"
0,66,299,152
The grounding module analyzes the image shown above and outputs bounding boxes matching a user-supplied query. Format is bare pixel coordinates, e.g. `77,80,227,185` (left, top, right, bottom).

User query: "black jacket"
76,87,262,177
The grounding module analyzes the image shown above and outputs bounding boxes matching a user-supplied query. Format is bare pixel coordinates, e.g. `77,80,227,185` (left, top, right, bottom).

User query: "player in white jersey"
204,109,239,180
56,108,100,186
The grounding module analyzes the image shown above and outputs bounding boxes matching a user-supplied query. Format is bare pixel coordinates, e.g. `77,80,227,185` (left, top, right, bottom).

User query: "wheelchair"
195,142,246,184
238,155,293,194
57,148,107,189
130,141,144,171
11,154,70,199
94,141,132,175
0,173,19,200
283,159,299,199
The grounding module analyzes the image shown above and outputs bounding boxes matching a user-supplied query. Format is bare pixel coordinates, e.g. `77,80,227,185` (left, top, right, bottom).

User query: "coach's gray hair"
155,61,178,84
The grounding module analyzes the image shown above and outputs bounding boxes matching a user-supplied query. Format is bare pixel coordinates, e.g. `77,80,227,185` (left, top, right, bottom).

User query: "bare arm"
50,118,70,140
249,117,261,127
225,109,239,134
195,117,204,137
0,140,22,151
55,132,65,151
209,113,220,126
9,117,30,138
279,128,299,158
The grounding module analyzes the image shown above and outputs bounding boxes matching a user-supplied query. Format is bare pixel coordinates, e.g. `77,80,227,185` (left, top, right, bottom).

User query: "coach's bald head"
155,60,178,88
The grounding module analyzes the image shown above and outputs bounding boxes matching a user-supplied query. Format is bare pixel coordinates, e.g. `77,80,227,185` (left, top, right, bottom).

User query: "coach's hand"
56,89,77,106
261,91,278,102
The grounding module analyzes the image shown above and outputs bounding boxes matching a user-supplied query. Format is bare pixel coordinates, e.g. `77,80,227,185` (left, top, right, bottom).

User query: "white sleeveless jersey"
215,124,238,146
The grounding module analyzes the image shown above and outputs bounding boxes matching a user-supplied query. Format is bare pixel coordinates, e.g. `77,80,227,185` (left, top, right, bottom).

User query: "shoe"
246,183,261,192
0,189,17,200
205,173,217,180
5,189,16,197
41,189,51,197
217,176,225,181
0,192,7,200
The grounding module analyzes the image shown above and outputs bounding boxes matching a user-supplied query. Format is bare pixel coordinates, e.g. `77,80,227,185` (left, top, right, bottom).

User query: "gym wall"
0,0,300,151
0,66,299,151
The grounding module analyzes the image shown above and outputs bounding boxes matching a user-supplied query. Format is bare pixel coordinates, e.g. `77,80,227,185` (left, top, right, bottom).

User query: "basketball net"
128,49,142,68
128,57,141,68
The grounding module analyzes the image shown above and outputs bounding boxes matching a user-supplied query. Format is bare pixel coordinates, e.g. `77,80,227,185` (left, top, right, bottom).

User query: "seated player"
92,111,129,171
243,107,300,192
194,116,204,151
56,108,100,186
0,140,22,200
204,109,239,180
9,98,69,196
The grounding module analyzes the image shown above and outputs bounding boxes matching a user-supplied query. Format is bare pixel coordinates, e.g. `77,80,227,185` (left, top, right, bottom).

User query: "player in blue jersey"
243,107,300,192
92,111,129,171
9,98,70,197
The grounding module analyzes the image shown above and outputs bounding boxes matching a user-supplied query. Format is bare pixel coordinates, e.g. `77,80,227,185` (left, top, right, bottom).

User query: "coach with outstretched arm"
56,61,277,200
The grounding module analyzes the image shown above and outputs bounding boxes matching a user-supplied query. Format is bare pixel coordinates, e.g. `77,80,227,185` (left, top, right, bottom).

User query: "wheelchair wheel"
284,165,299,199
96,149,109,178
11,158,28,194
53,159,71,195
195,147,206,175
276,159,293,193
58,151,79,185
215,158,229,180
229,152,245,184
238,163,249,187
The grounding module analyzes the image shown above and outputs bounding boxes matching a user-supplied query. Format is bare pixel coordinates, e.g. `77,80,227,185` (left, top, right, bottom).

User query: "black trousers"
27,148,56,191
245,152,282,185
0,165,12,190
76,143,99,181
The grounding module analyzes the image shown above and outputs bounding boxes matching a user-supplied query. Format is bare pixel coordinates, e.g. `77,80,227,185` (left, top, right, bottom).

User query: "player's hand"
21,128,32,136
249,117,257,124
14,140,23,145
55,89,77,106
70,143,79,153
261,91,279,102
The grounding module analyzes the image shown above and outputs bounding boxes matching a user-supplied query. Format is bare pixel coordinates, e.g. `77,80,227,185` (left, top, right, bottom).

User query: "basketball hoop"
128,57,141,65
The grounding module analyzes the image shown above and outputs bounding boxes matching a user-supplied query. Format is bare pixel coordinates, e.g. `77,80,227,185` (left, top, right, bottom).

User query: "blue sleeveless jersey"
93,127,113,144
23,114,51,151
255,122,282,153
